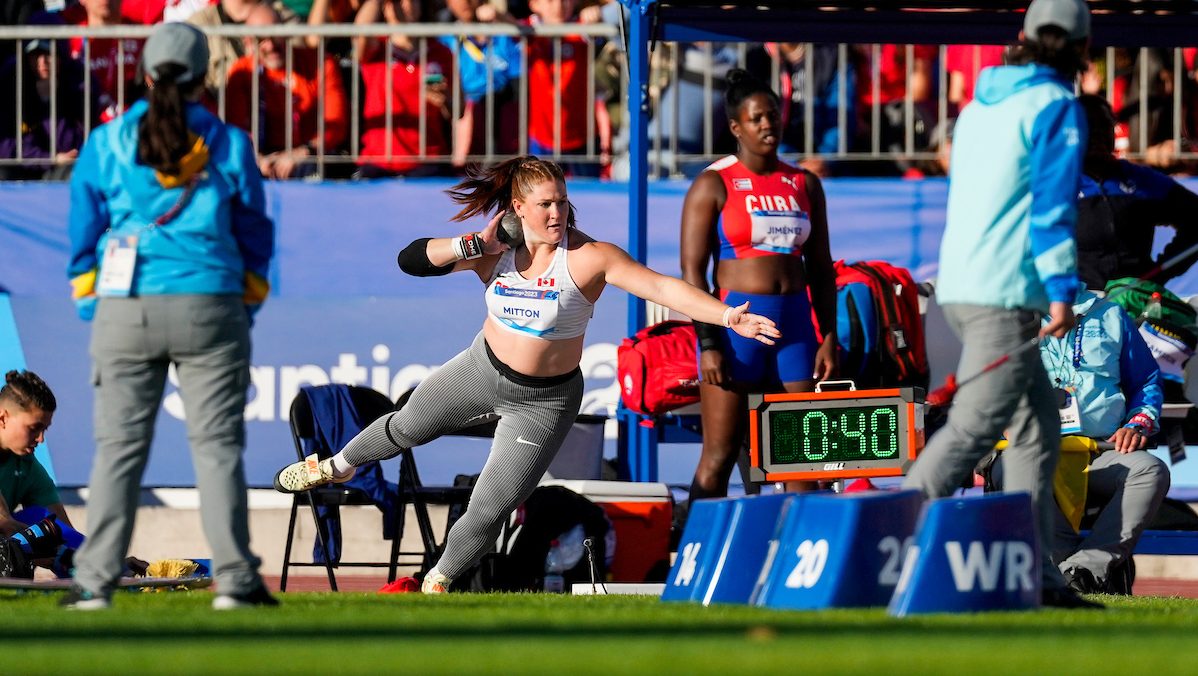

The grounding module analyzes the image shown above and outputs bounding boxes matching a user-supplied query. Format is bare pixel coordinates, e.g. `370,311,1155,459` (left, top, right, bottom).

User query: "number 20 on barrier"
783,539,829,589
781,535,913,590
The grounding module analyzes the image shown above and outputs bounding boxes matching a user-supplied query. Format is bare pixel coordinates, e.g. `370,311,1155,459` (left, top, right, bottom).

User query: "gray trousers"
339,332,584,580
73,295,263,597
1052,449,1170,583
902,304,1065,589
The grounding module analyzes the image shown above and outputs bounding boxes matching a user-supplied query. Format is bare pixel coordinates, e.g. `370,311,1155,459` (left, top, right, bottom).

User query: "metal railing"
3,23,1195,179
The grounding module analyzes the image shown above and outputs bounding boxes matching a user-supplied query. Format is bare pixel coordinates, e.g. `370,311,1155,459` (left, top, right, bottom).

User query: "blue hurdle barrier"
662,497,737,602
753,490,923,610
888,492,1040,616
698,493,797,606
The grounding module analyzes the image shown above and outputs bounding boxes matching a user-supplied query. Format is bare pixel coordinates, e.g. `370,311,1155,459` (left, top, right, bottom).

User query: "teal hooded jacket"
67,99,274,320
1040,291,1163,438
937,64,1085,312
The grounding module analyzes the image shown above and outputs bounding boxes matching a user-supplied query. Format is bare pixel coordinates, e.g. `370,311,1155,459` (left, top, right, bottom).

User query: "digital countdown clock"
748,386,926,483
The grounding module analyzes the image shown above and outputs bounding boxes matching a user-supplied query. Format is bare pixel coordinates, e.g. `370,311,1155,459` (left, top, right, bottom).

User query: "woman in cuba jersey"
681,69,839,506
273,156,780,593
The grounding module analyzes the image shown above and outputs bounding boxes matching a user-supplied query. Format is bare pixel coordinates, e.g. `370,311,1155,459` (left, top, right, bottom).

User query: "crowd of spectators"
4,1,1198,181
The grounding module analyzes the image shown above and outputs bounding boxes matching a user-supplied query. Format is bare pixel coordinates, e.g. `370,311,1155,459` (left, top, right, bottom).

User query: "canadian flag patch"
536,277,555,287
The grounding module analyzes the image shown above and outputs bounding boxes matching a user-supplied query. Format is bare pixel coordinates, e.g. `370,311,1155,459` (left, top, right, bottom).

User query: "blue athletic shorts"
706,290,820,386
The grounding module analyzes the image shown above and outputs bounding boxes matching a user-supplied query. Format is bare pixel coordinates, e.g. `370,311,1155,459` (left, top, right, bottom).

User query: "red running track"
265,575,1198,598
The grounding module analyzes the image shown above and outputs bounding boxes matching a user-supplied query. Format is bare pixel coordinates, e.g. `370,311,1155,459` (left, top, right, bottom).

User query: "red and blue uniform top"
708,155,812,261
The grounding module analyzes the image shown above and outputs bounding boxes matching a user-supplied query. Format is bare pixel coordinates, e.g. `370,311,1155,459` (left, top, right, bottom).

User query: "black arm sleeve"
397,238,455,277
693,320,724,353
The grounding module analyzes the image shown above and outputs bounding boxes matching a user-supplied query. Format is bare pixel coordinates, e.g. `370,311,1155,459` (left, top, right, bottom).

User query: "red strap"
154,175,201,227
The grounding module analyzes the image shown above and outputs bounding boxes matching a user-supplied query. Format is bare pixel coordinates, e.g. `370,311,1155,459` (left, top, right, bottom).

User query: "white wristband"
721,306,735,328
451,233,484,261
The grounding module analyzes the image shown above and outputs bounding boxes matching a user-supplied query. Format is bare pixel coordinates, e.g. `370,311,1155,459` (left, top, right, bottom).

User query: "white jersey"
485,229,594,340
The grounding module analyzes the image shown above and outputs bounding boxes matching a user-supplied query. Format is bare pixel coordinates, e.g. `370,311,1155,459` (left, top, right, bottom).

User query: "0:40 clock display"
769,405,900,464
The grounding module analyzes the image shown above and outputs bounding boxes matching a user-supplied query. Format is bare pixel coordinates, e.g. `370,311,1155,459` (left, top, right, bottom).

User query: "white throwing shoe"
421,570,452,594
272,453,355,494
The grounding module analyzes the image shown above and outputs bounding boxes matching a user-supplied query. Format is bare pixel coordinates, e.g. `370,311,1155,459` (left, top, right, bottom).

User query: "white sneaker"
421,570,452,594
60,585,111,610
272,453,354,494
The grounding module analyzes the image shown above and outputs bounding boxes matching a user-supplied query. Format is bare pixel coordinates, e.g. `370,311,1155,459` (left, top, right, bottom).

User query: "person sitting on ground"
0,370,84,577
0,370,150,580
991,290,1169,595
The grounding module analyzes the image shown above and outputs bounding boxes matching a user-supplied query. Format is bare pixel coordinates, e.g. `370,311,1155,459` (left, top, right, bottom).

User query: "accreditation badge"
1057,387,1082,435
97,235,139,297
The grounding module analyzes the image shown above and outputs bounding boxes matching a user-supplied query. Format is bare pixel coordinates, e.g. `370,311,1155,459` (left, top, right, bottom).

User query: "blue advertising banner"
4,177,1197,487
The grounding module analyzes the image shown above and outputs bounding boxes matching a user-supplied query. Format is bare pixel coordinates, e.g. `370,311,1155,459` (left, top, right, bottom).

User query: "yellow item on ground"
146,558,201,579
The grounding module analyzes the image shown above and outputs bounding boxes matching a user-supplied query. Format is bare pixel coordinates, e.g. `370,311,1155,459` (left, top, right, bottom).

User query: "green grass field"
5,591,1198,675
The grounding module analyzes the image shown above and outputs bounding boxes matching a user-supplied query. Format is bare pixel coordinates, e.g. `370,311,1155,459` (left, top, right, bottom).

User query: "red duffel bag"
617,320,700,416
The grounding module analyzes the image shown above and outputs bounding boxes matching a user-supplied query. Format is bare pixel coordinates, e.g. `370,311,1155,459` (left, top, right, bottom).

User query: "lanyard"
1045,313,1084,387
153,174,201,226
1071,313,1085,368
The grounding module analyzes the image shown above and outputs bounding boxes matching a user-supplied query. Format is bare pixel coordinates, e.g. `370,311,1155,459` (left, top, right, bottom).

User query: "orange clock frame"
747,387,926,483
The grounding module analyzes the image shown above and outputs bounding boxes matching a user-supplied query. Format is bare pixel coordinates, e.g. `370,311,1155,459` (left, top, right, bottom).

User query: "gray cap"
142,22,209,84
1024,0,1091,42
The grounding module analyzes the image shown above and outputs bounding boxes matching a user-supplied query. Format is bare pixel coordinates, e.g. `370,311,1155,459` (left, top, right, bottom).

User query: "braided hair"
0,370,56,413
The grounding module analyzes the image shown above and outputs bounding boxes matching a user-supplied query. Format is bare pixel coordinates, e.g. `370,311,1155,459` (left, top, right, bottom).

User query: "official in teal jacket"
994,290,1169,594
67,100,272,316
903,0,1100,608
1042,291,1163,440
62,22,276,610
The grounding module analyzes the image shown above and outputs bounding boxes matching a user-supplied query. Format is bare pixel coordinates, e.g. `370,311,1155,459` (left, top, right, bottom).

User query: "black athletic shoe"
1107,558,1136,595
0,538,33,579
1063,566,1104,595
212,583,279,610
1042,586,1104,610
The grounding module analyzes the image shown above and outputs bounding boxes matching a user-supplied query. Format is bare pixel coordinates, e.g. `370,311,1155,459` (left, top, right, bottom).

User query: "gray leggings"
339,332,583,579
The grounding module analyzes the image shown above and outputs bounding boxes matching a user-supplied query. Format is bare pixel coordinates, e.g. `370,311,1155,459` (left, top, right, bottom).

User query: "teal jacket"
1040,291,1163,438
937,64,1085,312
67,99,274,319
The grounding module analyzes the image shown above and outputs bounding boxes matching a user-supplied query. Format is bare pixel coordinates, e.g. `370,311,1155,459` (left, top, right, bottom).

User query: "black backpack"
445,483,610,592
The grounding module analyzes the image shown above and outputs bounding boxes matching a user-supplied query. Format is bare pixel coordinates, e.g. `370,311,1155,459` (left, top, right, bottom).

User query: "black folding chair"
279,385,401,592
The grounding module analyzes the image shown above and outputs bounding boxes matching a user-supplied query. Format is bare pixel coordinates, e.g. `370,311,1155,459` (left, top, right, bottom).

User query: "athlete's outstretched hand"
479,210,511,255
725,301,781,345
